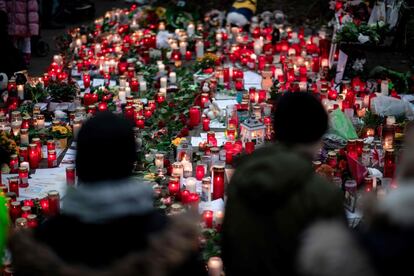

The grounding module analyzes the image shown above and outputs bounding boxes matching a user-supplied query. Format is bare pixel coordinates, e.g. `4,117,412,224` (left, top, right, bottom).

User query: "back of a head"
76,112,136,184
273,92,328,146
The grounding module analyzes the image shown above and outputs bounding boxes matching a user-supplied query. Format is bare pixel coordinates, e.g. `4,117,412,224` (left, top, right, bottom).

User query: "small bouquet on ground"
50,123,72,148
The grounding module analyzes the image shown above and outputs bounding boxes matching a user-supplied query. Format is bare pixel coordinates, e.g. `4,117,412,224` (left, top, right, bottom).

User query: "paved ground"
29,0,129,76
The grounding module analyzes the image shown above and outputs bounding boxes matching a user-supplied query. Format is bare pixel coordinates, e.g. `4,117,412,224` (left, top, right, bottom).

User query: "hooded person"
298,122,414,276
9,112,207,276
222,92,346,276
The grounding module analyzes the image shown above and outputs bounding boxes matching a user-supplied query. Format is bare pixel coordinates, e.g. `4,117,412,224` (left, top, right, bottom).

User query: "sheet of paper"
199,199,225,214
214,99,238,110
335,50,348,84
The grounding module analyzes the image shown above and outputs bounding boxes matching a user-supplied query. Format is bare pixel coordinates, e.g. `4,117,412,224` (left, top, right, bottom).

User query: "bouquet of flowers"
50,124,72,139
0,131,18,157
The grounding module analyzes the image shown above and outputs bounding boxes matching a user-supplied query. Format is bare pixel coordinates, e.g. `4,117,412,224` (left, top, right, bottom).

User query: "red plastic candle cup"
189,106,201,127
40,197,49,215
196,164,205,181
200,93,210,108
144,107,152,118
32,138,42,160
155,92,165,104
384,149,396,178
189,193,199,211
202,117,210,131
203,210,214,228
21,206,31,219
47,140,56,151
185,50,192,60
83,72,91,88
181,189,190,204
8,178,19,197
148,100,156,111
212,165,225,200
135,115,145,129
225,149,233,165
28,144,39,169
9,154,19,174
66,166,76,186
168,177,180,196
235,79,244,91
356,139,364,156
98,102,108,112
124,106,134,120
130,78,139,92
9,201,22,223
245,142,255,154
18,167,29,188
47,190,60,217
47,150,57,168
27,214,38,228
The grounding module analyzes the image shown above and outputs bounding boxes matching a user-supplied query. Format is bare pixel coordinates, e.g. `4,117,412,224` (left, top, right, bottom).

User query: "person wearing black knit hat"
10,112,207,276
223,93,345,276
273,92,328,159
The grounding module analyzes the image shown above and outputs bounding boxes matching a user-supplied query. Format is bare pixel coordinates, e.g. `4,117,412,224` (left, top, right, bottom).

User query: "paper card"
198,199,225,214
92,78,105,87
335,50,348,84
215,93,236,100
209,120,226,129
34,103,48,111
191,137,205,147
77,80,84,89
200,132,226,139
214,99,238,110
71,69,81,77
244,70,262,85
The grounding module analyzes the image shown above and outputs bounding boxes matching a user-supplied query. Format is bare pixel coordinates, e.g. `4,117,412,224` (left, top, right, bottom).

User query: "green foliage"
47,81,78,102
24,83,48,103
201,229,222,261
335,22,389,44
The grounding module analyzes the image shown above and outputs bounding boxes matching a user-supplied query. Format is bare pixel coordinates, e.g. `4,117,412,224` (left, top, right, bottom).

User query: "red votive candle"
66,166,76,186
202,117,210,131
200,93,209,108
27,214,38,228
203,210,214,228
47,190,60,217
189,106,201,127
225,149,233,165
384,149,396,178
18,167,29,188
168,177,180,196
212,165,225,200
196,164,205,181
47,140,56,151
83,72,91,88
8,178,19,197
245,142,255,154
10,201,22,222
130,78,139,92
9,154,19,173
47,150,57,168
135,115,145,129
21,206,31,219
181,189,190,204
29,144,39,169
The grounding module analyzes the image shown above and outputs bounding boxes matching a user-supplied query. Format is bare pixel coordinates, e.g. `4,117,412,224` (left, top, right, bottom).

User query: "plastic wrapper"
330,109,358,140
371,95,414,120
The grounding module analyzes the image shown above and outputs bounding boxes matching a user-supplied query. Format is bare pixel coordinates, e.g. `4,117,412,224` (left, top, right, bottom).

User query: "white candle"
160,77,167,89
169,72,177,84
36,117,45,129
159,88,167,97
139,81,147,92
179,41,187,56
254,40,262,55
158,63,165,74
95,43,101,55
185,177,197,193
20,130,29,145
208,257,223,276
216,32,222,46
381,80,389,96
187,23,195,36
119,77,127,88
118,89,126,104
196,40,204,59
155,153,164,169
17,85,24,100
125,87,131,97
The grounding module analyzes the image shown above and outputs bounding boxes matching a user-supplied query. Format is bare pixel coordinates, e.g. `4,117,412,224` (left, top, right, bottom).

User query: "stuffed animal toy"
227,0,257,27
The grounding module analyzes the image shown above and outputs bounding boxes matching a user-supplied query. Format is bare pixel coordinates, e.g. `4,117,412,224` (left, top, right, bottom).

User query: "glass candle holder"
20,128,29,145
203,210,214,228
189,106,201,127
21,205,31,219
47,190,60,217
66,166,76,186
383,149,396,178
47,150,57,168
10,201,22,222
155,153,164,169
8,178,19,197
196,164,205,181
382,124,395,150
208,257,224,276
327,151,337,168
202,117,210,131
27,214,38,228
9,154,19,173
171,162,184,178
32,137,43,160
201,177,211,202
19,146,28,162
18,167,29,188
29,144,39,169
168,177,180,196
212,165,225,200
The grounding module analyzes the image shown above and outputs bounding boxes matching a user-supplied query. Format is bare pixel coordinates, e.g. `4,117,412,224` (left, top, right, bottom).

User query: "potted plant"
50,123,72,149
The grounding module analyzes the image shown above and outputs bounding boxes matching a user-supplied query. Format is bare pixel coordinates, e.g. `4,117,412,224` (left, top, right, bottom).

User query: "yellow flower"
171,137,184,147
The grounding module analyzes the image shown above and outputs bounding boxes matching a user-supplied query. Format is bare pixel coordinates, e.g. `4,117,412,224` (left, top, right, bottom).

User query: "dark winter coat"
222,145,345,276
0,0,39,37
299,183,414,276
9,213,207,276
